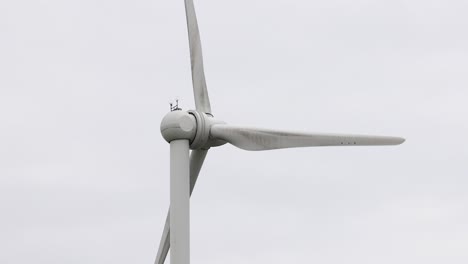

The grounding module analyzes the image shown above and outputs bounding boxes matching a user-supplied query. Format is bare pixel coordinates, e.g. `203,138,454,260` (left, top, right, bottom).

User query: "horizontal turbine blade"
210,124,405,151
184,0,211,113
154,149,208,264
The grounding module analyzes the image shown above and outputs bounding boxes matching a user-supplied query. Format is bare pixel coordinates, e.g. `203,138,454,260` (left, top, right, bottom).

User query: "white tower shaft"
170,140,190,264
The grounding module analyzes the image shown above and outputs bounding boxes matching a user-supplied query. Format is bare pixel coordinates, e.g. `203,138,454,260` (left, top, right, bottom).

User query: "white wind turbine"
155,1,405,264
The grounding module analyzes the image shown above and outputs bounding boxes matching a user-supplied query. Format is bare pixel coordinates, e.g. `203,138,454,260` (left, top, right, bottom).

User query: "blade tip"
395,137,406,145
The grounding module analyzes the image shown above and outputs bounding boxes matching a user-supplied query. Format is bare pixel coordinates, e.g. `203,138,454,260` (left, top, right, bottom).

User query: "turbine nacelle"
160,110,196,143
160,110,226,149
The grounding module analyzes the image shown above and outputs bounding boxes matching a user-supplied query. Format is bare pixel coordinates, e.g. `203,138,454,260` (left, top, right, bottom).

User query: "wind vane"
169,99,181,112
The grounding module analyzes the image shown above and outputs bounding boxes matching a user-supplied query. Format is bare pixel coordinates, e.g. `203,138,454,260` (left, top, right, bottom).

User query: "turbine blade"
184,0,211,113
189,149,209,193
210,124,405,151
154,212,170,264
155,149,208,264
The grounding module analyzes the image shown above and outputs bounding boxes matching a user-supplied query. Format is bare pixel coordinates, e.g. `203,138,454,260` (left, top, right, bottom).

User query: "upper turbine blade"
184,0,211,113
210,124,405,151
154,149,209,264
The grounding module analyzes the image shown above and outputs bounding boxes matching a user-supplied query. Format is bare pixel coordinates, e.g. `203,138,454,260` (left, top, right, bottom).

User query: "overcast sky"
1,0,468,263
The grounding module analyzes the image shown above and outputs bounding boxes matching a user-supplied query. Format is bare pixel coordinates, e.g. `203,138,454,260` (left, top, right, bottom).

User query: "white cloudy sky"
1,0,467,263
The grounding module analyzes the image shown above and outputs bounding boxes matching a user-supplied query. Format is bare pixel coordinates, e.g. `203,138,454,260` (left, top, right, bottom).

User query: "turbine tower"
155,1,405,263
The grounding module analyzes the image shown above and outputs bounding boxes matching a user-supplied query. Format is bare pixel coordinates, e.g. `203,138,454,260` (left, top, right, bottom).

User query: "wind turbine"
155,1,405,263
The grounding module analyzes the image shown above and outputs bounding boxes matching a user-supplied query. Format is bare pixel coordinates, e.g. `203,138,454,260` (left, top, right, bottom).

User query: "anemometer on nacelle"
169,99,181,112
